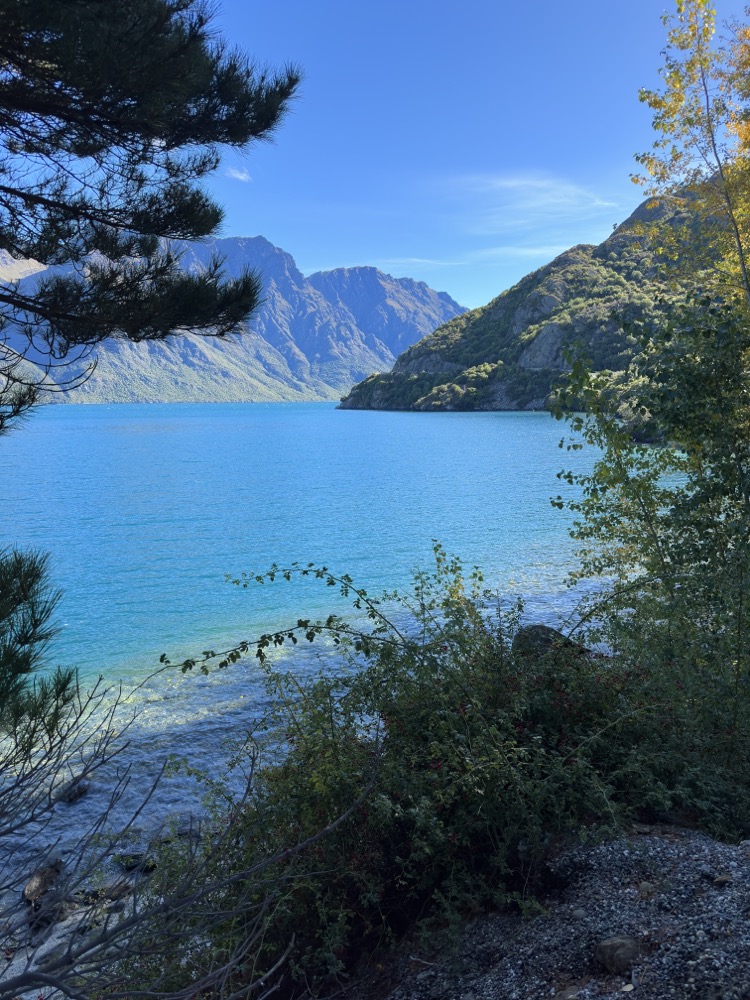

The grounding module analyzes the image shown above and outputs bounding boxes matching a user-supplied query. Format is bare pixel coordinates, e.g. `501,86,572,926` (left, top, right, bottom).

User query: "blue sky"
206,0,748,309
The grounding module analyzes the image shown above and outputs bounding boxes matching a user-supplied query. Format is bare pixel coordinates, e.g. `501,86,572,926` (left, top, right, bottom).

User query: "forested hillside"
339,197,687,411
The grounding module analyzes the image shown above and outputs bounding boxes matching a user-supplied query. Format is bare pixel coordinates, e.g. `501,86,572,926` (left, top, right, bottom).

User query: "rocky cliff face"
308,266,463,357
339,198,683,412
2,237,465,404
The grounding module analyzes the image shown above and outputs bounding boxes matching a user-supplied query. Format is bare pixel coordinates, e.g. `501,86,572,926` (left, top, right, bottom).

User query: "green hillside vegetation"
339,201,686,412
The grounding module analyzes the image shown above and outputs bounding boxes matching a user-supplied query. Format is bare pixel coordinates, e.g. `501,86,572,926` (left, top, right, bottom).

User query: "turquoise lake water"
1,400,599,672
0,401,598,842
0,402,594,686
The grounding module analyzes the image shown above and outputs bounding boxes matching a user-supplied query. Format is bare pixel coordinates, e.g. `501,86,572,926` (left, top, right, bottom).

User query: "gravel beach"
363,825,750,1000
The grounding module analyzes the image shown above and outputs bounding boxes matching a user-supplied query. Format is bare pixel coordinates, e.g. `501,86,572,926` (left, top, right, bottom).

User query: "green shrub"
162,547,710,993
157,479,750,996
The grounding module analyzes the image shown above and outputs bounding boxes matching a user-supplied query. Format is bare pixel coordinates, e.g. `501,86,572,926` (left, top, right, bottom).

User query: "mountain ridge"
339,197,683,412
0,237,466,404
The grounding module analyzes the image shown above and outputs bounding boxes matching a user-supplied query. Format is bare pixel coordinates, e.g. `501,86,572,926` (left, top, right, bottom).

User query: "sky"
205,0,750,309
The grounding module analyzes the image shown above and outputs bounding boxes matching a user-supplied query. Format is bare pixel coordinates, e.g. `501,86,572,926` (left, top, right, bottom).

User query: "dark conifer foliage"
0,0,300,430
0,548,77,730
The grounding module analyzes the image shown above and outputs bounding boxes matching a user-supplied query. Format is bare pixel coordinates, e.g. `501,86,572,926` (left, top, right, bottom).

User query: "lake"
0,401,597,849
1,401,593,684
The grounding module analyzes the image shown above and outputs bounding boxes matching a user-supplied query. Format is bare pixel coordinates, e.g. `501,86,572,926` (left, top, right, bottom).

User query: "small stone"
39,943,73,967
54,776,90,804
595,936,640,975
113,851,157,873
511,624,589,660
554,989,580,999
103,880,132,900
22,859,65,928
622,986,635,993
72,887,101,905
22,859,64,904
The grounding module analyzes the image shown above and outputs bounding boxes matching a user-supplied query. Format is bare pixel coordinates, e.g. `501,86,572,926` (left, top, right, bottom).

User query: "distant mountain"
307,266,464,358
0,237,466,403
339,198,686,412
0,249,45,282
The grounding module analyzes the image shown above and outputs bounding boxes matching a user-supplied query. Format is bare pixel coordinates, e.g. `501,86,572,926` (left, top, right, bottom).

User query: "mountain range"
340,198,684,412
0,239,466,404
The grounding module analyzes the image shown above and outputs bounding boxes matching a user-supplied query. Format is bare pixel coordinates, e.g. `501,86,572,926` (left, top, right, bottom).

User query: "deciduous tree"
550,1,750,827
634,0,750,304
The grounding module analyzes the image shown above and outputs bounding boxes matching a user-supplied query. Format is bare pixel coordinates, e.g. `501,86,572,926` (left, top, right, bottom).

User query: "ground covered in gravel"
349,824,750,1000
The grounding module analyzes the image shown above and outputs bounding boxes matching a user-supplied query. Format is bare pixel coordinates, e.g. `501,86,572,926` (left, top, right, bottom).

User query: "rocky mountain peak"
1,237,466,404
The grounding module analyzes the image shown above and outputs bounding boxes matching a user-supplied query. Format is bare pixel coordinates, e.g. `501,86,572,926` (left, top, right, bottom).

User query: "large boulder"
511,624,589,661
595,935,640,975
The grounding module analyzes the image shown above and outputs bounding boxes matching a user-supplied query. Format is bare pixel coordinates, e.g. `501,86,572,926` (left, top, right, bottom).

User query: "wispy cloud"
447,171,621,236
372,255,461,270
463,173,616,206
466,244,570,261
300,171,630,307
307,244,574,279
226,167,252,183
371,245,572,274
